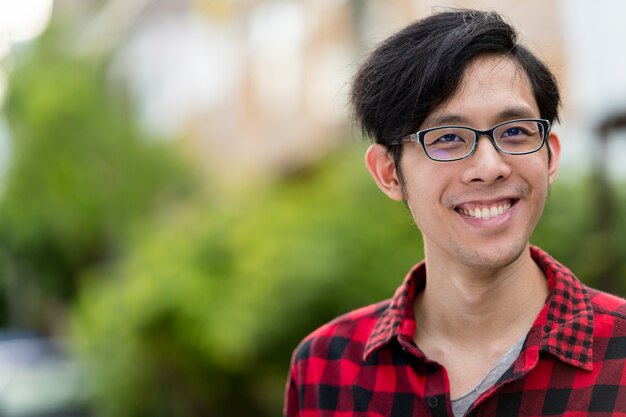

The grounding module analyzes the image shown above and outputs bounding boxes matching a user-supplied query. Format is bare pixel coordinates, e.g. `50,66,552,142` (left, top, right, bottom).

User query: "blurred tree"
73,150,422,417
72,146,626,417
531,175,626,295
2,5,625,417
0,27,191,330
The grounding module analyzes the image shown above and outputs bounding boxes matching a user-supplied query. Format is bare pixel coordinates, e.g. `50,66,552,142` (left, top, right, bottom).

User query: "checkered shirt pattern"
284,246,626,416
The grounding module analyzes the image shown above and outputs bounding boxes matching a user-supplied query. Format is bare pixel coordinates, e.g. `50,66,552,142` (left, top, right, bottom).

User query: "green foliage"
4,17,626,417
73,150,626,417
531,178,596,278
0,29,191,314
532,175,626,295
72,150,422,417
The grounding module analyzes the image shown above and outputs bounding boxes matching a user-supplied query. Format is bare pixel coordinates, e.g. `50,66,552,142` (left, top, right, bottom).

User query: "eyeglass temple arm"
397,133,418,144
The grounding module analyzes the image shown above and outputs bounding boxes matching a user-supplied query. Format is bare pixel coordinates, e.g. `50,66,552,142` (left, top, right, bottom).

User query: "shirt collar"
531,246,594,370
363,246,594,370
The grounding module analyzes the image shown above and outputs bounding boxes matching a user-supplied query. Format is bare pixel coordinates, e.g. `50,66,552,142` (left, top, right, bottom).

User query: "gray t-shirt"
451,337,526,417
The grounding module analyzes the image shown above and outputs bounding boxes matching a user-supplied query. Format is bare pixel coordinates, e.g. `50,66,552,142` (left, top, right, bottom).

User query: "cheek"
402,167,446,221
527,159,551,189
520,162,552,216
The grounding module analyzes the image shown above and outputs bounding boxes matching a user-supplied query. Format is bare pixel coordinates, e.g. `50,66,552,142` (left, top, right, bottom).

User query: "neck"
413,245,548,352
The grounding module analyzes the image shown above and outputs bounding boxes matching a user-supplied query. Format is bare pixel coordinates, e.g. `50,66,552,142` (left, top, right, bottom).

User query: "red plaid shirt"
284,246,626,416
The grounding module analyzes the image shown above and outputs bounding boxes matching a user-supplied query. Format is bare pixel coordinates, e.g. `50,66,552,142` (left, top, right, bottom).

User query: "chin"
450,239,529,271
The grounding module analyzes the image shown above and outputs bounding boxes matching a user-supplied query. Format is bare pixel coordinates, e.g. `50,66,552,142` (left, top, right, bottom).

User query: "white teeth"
460,201,512,220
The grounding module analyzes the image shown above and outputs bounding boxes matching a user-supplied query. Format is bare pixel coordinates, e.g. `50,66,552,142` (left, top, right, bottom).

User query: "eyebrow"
424,106,538,128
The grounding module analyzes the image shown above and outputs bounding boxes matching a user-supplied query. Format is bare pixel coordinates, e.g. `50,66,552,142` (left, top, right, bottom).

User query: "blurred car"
0,330,89,417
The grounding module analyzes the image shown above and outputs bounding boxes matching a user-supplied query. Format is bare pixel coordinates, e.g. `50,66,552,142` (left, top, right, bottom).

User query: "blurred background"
1,0,626,416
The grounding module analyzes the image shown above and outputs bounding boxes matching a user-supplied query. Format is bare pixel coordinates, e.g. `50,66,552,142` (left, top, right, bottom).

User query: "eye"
434,133,465,144
501,125,532,138
422,127,474,160
423,127,473,149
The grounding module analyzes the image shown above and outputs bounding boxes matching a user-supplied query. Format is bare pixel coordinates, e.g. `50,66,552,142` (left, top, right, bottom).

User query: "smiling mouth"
455,199,517,220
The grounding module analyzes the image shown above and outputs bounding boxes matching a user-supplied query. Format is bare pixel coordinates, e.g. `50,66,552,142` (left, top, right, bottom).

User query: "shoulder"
587,287,626,318
284,301,392,416
291,299,390,364
587,286,626,333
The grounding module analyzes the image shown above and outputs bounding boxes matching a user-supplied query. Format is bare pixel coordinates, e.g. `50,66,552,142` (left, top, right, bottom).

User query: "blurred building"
64,0,570,184
5,0,626,182
107,0,360,183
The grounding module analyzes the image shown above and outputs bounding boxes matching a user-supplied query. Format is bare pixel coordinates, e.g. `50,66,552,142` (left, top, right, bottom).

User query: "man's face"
367,54,560,271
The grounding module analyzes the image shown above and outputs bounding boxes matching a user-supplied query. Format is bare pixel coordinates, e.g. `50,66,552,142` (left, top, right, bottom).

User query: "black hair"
350,9,561,169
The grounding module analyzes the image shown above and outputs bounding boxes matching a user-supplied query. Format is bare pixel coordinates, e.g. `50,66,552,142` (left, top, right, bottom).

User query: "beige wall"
137,0,567,183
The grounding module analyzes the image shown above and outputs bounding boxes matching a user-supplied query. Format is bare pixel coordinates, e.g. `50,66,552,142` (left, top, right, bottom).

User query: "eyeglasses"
398,118,551,162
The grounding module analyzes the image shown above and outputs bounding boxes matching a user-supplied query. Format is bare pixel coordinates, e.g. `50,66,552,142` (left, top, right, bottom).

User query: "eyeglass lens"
423,120,545,161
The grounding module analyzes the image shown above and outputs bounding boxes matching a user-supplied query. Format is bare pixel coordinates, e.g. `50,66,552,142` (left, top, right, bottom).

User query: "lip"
454,197,519,226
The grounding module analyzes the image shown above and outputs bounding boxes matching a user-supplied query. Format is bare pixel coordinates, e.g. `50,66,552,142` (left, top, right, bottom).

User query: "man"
284,9,626,417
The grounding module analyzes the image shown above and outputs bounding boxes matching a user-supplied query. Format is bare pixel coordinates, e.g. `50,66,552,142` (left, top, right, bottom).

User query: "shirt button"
427,397,439,408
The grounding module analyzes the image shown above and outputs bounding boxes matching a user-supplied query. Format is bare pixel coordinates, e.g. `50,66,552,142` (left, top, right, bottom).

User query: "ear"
546,131,561,185
365,144,404,201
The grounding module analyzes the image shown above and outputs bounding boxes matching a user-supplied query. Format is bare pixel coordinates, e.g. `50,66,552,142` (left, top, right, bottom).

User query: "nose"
461,135,512,184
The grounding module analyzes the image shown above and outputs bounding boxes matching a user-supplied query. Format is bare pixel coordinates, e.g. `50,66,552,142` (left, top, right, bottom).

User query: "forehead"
423,54,539,128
